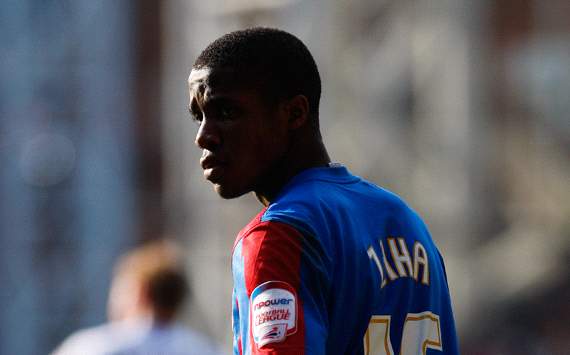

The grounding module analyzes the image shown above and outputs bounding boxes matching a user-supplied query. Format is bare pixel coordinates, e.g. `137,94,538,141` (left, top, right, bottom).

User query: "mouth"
200,154,226,183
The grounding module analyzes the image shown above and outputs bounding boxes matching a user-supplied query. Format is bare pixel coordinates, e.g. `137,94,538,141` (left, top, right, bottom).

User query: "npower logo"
253,298,294,310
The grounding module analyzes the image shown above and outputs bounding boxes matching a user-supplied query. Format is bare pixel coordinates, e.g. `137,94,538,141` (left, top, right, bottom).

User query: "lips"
200,154,226,182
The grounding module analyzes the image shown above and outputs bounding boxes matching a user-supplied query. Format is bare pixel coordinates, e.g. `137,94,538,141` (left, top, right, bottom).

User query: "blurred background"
1,0,569,354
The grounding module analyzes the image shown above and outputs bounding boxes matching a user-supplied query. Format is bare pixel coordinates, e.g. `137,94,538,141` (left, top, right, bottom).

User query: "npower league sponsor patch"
250,281,297,348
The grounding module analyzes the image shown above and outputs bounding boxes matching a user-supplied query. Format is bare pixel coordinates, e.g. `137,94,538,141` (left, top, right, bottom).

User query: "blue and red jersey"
232,165,459,354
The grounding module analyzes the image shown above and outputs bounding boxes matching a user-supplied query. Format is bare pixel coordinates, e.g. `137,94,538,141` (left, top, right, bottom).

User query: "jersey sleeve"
235,220,327,355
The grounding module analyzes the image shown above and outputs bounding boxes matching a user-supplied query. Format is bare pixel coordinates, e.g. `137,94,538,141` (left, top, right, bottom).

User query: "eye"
189,108,203,125
219,105,236,121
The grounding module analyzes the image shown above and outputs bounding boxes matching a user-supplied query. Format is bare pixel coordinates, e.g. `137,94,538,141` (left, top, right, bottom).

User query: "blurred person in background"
51,239,223,355
189,27,458,354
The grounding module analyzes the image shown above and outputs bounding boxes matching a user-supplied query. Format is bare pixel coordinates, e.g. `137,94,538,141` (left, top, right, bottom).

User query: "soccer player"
189,27,459,354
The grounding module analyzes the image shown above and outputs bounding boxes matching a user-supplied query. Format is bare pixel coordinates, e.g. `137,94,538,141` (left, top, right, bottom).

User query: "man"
51,240,222,355
189,27,459,354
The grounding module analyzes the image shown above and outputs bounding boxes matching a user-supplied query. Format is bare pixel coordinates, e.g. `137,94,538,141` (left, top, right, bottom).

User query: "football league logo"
262,326,280,340
259,324,287,346
250,281,297,348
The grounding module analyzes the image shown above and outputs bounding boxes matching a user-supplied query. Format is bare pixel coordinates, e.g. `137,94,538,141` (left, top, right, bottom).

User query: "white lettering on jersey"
388,237,413,278
413,241,430,285
368,238,430,287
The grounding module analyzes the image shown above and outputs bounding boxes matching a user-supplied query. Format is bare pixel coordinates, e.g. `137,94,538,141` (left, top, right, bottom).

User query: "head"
107,240,188,324
189,27,322,200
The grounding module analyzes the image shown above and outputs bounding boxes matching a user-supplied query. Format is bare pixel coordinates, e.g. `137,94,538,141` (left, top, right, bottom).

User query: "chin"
213,184,249,200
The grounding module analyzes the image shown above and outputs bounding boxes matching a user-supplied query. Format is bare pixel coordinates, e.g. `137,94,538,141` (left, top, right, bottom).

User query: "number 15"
364,311,443,355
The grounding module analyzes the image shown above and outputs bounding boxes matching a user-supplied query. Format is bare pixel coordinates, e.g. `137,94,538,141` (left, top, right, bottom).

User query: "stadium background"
1,0,569,354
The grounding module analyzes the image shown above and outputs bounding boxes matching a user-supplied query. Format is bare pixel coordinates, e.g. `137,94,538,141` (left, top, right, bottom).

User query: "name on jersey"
367,237,430,288
250,281,298,348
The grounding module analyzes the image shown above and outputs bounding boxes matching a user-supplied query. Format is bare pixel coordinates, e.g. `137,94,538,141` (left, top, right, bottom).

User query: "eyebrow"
189,95,240,117
196,95,238,110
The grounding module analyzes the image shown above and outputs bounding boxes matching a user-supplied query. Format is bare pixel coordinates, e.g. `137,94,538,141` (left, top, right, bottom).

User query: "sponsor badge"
250,281,297,348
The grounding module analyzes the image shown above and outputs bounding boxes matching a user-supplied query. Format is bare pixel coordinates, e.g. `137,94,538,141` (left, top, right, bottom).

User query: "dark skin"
189,66,330,205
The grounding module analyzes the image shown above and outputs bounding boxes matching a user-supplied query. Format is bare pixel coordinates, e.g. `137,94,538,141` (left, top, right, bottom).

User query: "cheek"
254,135,287,165
227,117,288,171
257,119,289,152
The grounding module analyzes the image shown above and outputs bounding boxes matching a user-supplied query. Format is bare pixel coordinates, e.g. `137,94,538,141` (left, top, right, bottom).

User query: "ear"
285,95,310,129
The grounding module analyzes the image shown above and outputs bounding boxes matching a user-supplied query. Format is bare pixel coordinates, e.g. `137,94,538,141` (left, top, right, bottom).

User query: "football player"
189,27,459,355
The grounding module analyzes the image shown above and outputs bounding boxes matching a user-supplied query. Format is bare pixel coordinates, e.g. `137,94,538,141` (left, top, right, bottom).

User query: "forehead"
188,67,261,100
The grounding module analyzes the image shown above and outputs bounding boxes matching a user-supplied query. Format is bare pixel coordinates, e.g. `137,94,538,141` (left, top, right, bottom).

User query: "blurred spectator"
51,240,223,355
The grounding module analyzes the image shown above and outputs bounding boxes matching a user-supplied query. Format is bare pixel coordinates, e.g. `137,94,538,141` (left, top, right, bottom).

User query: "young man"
189,28,459,354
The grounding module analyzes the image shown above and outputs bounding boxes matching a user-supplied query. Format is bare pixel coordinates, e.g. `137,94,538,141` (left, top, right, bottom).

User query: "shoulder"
234,219,304,262
173,326,224,355
262,166,414,232
270,164,409,210
116,325,223,355
259,169,344,236
51,323,124,355
270,175,429,258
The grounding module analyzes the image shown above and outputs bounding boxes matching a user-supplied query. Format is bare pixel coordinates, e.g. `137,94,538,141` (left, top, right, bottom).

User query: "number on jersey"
364,311,442,355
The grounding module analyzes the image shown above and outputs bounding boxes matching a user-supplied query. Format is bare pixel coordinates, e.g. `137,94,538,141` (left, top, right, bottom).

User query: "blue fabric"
232,240,252,355
261,165,459,354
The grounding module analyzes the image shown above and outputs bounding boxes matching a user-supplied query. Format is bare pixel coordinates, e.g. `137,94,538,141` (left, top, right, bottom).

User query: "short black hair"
194,27,321,123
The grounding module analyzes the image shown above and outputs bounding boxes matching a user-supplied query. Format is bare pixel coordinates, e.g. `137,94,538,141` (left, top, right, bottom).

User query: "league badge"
250,281,297,348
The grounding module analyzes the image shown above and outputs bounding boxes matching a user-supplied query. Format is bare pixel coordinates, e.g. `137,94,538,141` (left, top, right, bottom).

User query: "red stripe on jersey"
241,221,306,354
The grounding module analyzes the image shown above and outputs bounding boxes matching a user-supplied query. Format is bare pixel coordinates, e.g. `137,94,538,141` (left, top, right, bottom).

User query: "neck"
255,133,330,206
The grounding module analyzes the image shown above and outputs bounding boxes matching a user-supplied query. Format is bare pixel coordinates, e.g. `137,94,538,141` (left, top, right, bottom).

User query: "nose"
194,117,221,150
